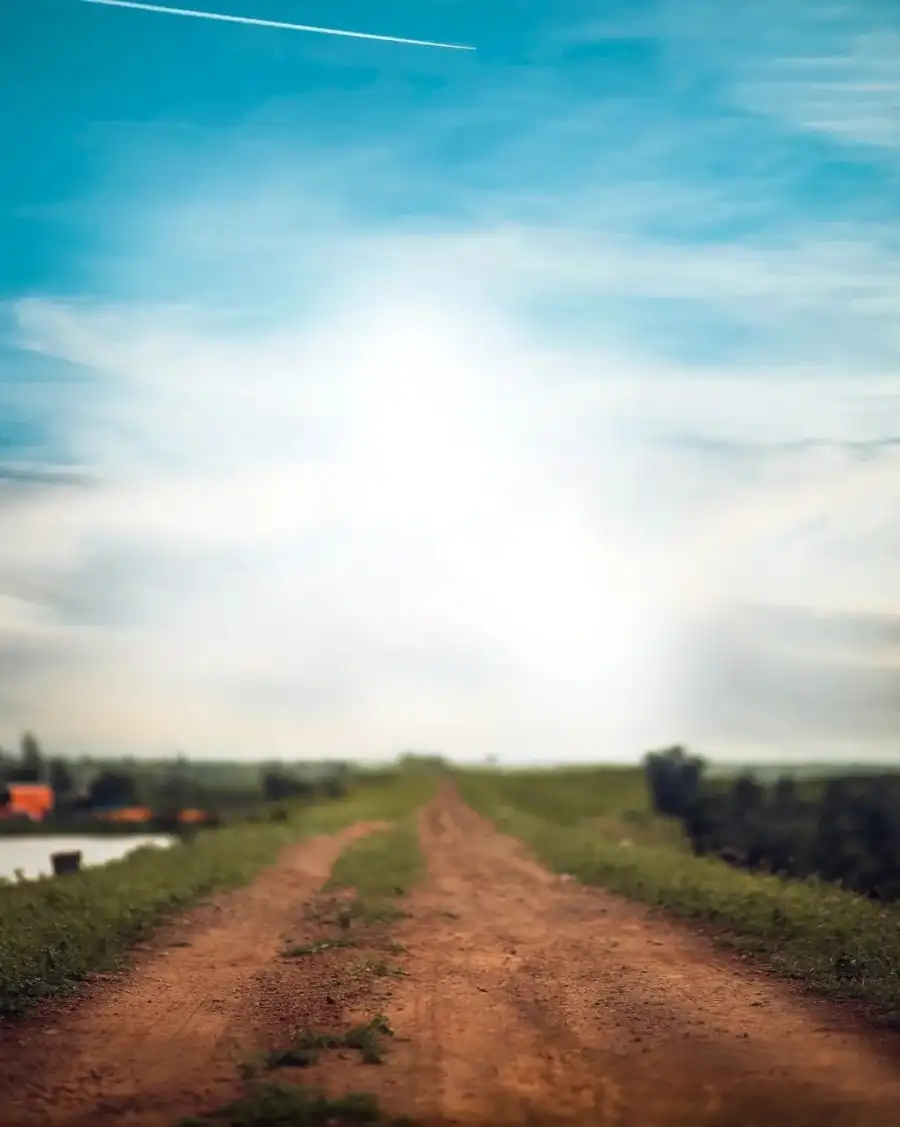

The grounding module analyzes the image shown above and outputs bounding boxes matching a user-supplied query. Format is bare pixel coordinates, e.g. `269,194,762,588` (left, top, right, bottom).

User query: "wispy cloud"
559,1,900,156
737,34,900,154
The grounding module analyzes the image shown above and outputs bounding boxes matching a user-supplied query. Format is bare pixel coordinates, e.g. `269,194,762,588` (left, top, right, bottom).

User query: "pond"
0,834,175,882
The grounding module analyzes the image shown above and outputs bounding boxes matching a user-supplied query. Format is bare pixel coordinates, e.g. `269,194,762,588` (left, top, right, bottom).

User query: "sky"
1,0,899,764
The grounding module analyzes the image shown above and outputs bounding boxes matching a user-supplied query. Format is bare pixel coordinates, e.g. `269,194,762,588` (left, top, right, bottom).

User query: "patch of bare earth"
0,820,386,1127
309,786,900,1127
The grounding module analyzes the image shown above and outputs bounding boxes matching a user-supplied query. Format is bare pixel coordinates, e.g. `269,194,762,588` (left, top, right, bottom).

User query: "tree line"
643,746,900,902
0,732,350,829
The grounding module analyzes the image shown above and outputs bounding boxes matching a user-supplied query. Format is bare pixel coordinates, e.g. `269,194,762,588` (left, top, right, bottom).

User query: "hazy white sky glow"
2,0,900,764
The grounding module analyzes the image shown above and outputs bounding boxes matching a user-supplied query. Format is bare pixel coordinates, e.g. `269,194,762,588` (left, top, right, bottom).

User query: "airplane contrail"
78,0,475,51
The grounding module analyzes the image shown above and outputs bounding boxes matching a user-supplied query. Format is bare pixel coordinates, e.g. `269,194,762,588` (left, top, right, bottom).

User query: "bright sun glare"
329,299,673,730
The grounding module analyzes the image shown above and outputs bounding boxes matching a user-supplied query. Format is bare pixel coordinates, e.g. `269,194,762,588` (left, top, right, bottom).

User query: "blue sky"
1,0,900,762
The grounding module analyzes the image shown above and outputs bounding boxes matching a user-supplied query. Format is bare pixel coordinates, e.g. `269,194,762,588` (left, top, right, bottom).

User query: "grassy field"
0,774,433,1018
457,765,688,849
457,768,900,1024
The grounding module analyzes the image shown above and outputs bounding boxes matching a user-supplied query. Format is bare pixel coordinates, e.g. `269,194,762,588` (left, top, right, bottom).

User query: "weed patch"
178,1079,413,1126
283,937,356,958
265,1015,395,1069
340,900,407,928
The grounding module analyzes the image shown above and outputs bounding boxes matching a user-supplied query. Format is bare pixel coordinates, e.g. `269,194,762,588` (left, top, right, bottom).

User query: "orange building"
93,806,152,823
0,783,55,821
177,808,211,824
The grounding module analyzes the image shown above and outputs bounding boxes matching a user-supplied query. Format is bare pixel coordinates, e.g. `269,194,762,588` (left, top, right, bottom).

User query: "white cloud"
4,10,900,763
4,230,900,761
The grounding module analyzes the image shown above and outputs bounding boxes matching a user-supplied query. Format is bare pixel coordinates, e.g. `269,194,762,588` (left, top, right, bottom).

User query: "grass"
282,937,356,958
283,817,423,968
0,775,433,1018
458,768,900,1023
178,1080,414,1126
264,1015,396,1069
338,899,406,927
459,764,649,824
0,816,185,837
326,816,424,900
285,817,423,964
457,766,688,851
318,814,424,934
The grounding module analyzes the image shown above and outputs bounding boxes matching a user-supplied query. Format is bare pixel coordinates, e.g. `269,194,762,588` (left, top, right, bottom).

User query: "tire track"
0,820,386,1127
328,785,900,1126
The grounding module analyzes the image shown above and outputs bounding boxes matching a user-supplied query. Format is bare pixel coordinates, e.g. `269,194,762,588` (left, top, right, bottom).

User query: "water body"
0,834,174,881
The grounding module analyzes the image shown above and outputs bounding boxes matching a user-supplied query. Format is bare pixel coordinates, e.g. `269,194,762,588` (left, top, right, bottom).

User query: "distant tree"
0,747,15,785
772,775,797,811
154,760,202,816
732,773,765,816
45,758,76,816
88,770,139,809
18,731,45,782
262,770,315,803
320,774,347,800
646,756,900,902
48,758,75,798
643,745,705,819
399,752,447,771
681,790,720,856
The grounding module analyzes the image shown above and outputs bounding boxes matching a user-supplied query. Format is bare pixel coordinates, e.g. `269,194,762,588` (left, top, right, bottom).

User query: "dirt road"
0,820,386,1127
311,788,900,1126
2,791,900,1126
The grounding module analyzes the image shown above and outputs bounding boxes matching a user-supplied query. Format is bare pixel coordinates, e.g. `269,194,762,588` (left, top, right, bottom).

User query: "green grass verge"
326,815,424,901
458,770,900,1023
0,776,433,1018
